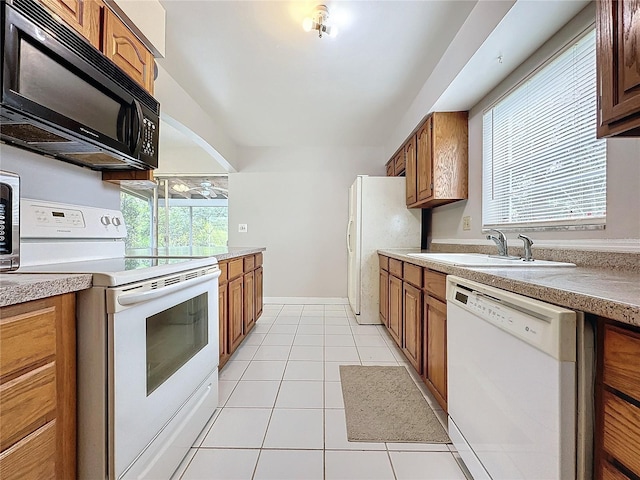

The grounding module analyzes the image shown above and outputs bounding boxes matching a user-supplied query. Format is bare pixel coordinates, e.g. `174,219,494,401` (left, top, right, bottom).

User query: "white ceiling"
157,0,590,150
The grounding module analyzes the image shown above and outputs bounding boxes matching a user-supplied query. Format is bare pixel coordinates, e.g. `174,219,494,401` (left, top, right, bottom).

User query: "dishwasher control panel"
447,275,578,361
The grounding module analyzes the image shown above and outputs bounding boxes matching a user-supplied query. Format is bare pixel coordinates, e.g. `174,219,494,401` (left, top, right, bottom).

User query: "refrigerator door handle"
346,219,353,252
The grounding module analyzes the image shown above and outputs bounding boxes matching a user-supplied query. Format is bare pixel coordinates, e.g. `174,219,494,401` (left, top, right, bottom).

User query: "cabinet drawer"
0,420,56,480
228,259,244,280
0,306,56,378
389,259,403,277
424,270,446,301
403,263,422,288
218,262,228,284
379,255,389,271
244,255,255,272
603,324,640,401
255,252,263,267
0,363,56,451
602,390,640,477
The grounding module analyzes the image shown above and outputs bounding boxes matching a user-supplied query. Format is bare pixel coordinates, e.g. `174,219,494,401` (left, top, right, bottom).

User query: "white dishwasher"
446,276,594,480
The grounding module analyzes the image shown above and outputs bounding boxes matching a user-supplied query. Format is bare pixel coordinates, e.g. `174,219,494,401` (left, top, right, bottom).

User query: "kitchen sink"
406,253,575,267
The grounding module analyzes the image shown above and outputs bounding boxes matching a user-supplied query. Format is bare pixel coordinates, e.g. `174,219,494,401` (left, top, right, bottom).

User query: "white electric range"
18,198,220,480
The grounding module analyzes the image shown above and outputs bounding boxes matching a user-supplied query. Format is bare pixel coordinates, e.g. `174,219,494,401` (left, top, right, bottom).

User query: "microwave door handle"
130,99,144,155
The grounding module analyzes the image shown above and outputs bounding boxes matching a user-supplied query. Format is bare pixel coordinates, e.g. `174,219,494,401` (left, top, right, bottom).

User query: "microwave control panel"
142,117,156,157
21,199,127,239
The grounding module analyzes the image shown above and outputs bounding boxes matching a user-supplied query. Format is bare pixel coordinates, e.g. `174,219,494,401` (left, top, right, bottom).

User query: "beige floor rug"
339,365,450,443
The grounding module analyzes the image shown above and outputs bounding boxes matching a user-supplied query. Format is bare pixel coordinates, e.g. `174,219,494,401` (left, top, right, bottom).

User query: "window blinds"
482,29,606,230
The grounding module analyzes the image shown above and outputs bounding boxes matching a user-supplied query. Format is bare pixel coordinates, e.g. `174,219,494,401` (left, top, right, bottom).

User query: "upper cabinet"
405,112,468,209
596,0,640,137
102,6,155,94
36,0,155,94
37,0,101,48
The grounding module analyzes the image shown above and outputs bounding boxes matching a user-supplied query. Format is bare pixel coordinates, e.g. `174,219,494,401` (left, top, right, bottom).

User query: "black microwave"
0,0,159,170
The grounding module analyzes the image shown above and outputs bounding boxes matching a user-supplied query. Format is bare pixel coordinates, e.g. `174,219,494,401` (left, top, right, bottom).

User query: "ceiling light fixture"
303,5,337,38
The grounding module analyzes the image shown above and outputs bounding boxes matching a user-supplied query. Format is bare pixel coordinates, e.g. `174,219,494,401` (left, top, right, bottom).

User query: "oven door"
107,269,219,478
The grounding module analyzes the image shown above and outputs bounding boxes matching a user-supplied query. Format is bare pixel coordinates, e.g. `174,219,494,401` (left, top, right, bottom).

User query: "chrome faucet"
518,234,534,261
486,229,508,257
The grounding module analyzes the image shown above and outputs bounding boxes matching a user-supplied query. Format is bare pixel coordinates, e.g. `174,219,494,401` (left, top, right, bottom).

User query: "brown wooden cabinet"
0,294,76,480
410,112,468,208
218,282,229,367
218,253,265,369
228,276,244,353
378,256,449,412
596,0,640,137
405,135,417,205
36,0,155,94
243,271,255,334
424,295,447,409
596,319,640,479
102,7,155,94
402,282,422,373
388,275,403,347
37,0,101,48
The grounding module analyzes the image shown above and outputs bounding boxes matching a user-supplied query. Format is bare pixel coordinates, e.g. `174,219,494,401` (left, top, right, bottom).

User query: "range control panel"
21,199,127,239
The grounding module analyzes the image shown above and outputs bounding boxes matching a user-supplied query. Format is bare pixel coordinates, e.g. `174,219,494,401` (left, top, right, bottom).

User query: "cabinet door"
244,271,255,334
405,135,417,205
425,296,447,410
402,283,422,373
597,0,640,136
228,277,244,353
103,8,155,94
379,269,389,325
37,0,101,48
386,160,394,176
255,267,263,320
388,275,403,348
218,283,229,368
416,118,433,201
394,151,406,176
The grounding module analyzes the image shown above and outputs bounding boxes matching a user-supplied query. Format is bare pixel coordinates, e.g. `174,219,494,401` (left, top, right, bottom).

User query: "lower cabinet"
0,293,76,480
228,276,244,354
244,271,255,334
424,296,447,409
596,318,640,479
219,253,264,369
388,275,403,347
378,254,448,412
402,282,422,373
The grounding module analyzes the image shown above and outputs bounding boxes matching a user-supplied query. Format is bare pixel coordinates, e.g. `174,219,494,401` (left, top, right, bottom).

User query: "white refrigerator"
347,175,421,324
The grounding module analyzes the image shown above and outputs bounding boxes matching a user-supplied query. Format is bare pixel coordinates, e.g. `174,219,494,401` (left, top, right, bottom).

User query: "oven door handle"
117,271,220,307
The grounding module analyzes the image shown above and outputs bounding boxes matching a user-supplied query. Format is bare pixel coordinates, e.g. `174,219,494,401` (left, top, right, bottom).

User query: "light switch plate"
238,224,248,233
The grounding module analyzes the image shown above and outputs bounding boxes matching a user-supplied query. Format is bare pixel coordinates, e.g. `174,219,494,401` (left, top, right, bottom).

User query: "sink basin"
406,253,575,267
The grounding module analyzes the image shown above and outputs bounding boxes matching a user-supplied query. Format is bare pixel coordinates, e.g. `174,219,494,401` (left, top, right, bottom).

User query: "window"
120,176,228,255
482,29,606,230
121,188,153,252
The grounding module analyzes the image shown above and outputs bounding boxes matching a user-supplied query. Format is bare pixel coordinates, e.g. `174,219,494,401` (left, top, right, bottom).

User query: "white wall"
0,144,121,209
432,9,640,245
228,147,384,300
154,63,237,171
157,147,228,175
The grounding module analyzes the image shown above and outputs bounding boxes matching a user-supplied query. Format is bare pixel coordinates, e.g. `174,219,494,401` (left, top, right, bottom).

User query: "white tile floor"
172,304,471,480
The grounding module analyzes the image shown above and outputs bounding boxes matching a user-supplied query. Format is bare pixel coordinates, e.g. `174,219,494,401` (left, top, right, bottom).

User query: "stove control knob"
100,215,111,226
112,217,121,227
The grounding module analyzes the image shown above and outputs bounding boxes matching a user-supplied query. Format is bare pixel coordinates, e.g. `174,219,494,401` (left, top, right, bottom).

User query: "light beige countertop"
0,273,92,307
209,247,266,261
379,248,640,327
0,248,266,308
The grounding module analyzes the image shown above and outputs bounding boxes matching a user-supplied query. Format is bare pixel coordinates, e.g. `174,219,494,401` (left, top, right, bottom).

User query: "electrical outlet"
238,224,248,233
462,216,471,231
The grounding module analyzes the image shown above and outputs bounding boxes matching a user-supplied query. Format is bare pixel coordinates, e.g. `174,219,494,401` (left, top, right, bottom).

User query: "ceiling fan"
170,180,228,198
